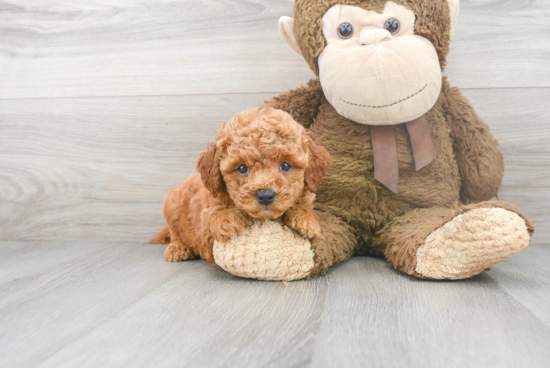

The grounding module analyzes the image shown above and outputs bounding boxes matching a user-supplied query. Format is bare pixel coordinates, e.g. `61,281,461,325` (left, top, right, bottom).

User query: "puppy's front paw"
285,208,321,239
214,222,244,243
210,210,252,243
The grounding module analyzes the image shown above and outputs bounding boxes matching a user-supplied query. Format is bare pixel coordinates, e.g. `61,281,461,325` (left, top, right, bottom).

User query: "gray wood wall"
1,0,549,244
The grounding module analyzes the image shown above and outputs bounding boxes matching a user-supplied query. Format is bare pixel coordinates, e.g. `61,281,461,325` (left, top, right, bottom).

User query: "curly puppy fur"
150,107,331,263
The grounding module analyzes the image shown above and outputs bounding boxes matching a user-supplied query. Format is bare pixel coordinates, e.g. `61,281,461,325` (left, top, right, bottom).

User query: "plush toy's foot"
377,201,534,280
213,220,315,281
212,211,356,281
165,241,198,262
415,205,531,279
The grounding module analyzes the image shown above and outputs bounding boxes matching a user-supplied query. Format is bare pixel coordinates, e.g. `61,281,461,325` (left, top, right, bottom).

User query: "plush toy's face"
279,0,460,125
318,2,442,125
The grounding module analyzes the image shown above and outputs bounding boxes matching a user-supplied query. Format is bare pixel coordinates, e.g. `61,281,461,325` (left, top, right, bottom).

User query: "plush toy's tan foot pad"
213,220,314,281
415,207,531,280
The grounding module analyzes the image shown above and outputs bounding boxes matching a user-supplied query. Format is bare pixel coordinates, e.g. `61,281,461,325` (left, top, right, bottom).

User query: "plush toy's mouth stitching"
340,84,428,109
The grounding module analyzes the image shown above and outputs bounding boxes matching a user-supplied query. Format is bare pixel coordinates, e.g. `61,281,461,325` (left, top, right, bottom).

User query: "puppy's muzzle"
256,189,276,206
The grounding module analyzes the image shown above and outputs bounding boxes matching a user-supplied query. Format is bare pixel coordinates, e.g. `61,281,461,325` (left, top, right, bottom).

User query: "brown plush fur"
308,210,357,278
265,0,533,278
150,108,331,263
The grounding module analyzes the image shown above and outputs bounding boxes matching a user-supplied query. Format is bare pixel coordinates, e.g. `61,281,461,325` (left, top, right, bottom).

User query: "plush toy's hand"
442,80,504,203
209,208,253,243
284,205,321,239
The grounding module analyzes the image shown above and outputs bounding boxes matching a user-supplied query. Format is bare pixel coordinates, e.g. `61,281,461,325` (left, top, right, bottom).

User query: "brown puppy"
150,107,331,263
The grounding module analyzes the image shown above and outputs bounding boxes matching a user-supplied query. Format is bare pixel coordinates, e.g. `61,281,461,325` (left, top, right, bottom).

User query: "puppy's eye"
237,165,249,174
280,162,292,173
337,22,354,39
384,18,400,35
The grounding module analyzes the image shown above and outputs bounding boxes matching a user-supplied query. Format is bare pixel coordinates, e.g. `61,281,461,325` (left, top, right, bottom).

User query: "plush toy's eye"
237,165,249,174
384,18,400,35
280,162,292,172
337,22,354,39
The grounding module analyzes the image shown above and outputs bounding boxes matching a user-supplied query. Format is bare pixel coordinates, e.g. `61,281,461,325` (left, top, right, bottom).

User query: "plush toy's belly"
309,102,461,237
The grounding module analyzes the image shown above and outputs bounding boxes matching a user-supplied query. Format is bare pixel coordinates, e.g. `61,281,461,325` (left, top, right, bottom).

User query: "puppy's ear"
304,137,331,193
197,143,225,197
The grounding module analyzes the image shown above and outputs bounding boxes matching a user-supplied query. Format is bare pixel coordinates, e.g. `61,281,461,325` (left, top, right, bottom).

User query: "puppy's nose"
256,189,276,205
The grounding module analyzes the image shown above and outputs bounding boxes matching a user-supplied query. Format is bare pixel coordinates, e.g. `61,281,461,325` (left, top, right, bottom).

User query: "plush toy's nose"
256,189,276,205
359,29,392,46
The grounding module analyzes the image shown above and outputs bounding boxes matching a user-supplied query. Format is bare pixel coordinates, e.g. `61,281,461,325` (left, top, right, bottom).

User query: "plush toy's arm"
264,78,324,128
442,79,505,204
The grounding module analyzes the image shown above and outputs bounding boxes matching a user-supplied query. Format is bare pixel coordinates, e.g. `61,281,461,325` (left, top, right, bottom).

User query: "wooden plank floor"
1,1,549,366
1,242,549,368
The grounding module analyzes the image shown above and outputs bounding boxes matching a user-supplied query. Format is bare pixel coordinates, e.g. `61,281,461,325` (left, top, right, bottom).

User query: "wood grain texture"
0,0,549,100
0,242,549,368
310,252,550,368
1,88,548,243
0,241,118,291
488,245,550,326
0,242,193,368
0,93,272,241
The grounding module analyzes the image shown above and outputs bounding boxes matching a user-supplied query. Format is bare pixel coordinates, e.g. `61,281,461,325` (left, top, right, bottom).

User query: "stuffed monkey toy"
251,0,535,280
215,0,535,281
177,0,534,281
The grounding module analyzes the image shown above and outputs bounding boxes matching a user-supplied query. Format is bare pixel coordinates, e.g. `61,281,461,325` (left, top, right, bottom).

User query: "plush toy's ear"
304,137,331,193
278,16,302,55
447,0,460,37
197,143,225,197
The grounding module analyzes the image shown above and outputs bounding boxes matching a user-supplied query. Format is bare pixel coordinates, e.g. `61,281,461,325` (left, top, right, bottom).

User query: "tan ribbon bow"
370,115,434,194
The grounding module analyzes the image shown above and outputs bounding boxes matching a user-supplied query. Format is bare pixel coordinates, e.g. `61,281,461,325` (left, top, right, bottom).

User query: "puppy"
150,107,331,263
